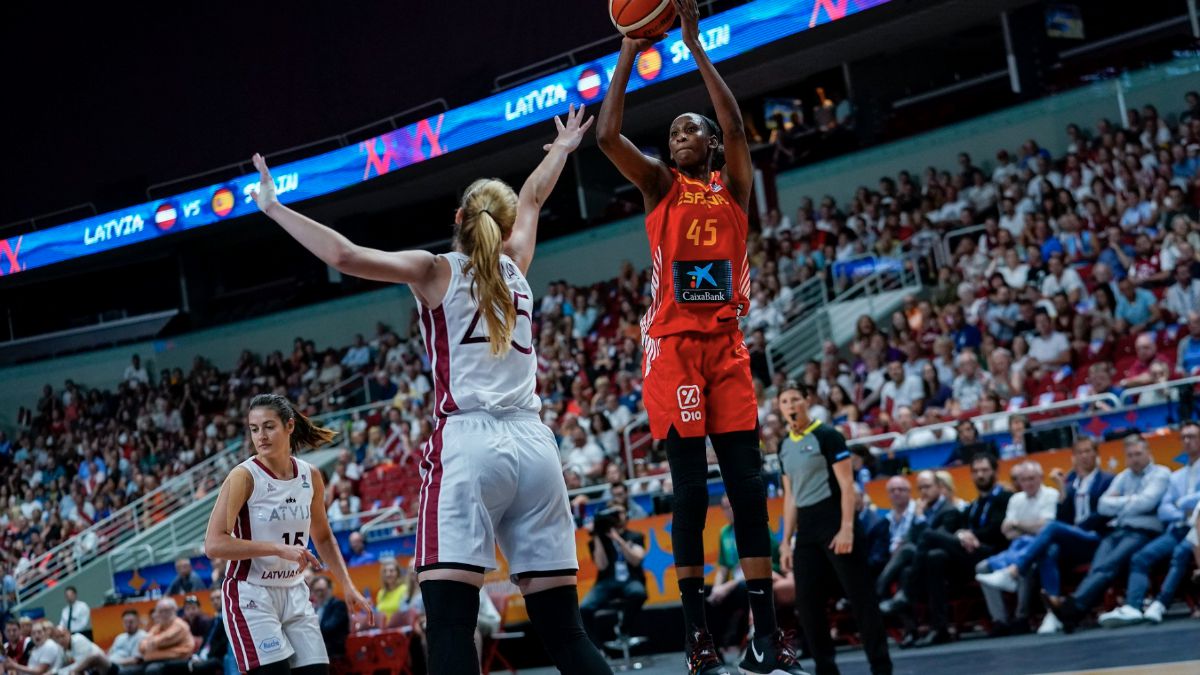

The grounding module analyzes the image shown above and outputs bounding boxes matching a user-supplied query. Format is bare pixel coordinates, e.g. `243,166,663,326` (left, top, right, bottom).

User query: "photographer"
579,506,648,646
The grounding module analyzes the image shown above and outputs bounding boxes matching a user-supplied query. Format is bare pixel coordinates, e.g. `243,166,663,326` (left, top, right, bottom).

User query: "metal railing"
13,441,244,603
774,275,830,333
357,469,678,545
939,224,986,274
1119,374,1200,406
103,374,1190,569
620,412,654,482
313,372,373,409
767,253,921,379
846,391,1127,458
826,255,920,341
11,397,376,604
359,508,419,543
766,310,833,379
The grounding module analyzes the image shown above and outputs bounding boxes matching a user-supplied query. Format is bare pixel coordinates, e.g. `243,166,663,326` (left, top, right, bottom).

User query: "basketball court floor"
523,617,1200,674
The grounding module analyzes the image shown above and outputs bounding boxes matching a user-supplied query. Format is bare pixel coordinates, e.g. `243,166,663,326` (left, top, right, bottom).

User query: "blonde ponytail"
458,179,518,358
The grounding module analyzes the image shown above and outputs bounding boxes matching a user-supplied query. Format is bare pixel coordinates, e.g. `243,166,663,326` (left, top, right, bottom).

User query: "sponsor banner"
4,0,893,277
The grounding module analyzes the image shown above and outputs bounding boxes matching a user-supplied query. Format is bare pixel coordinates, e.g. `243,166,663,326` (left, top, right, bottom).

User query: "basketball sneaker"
739,629,811,675
684,629,732,675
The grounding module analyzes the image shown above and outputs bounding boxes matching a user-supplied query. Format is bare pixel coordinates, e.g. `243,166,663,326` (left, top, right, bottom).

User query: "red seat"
377,630,413,674
343,634,379,675
1115,334,1137,359
482,592,523,675
344,629,411,675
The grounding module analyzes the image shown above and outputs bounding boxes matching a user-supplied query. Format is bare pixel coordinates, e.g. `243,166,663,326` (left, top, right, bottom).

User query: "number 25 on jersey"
686,218,718,247
460,291,534,354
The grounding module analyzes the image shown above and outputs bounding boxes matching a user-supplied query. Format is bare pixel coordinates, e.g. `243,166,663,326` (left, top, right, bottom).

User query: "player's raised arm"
596,39,674,210
248,153,439,285
506,104,594,275
675,0,751,211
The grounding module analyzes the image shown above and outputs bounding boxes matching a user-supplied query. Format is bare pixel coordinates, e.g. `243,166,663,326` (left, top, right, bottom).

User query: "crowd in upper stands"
5,90,1200,648
748,92,1200,472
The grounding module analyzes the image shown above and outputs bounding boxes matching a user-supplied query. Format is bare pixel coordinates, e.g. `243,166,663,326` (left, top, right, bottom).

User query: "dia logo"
677,385,703,422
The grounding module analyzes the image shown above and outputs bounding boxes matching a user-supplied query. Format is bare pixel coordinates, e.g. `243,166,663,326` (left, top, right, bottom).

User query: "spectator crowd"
5,91,1200,660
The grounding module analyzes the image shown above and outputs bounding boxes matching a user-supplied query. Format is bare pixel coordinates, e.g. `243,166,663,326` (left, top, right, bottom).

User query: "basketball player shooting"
598,1,808,673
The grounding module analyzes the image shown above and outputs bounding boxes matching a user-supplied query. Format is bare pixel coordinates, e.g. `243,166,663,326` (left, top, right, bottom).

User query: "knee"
917,530,938,549
671,482,710,521
1045,543,1061,562
1173,543,1196,565
1130,550,1154,571
721,472,766,522
1090,557,1118,576
626,586,648,605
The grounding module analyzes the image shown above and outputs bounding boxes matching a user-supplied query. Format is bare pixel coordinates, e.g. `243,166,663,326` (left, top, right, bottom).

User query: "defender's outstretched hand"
543,103,595,153
249,153,280,214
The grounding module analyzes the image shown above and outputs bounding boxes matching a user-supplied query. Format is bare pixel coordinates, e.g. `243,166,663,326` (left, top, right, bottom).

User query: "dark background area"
0,1,620,224
1,0,1195,355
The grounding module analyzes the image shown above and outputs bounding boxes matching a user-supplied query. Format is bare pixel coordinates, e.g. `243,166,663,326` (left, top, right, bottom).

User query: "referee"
778,382,892,675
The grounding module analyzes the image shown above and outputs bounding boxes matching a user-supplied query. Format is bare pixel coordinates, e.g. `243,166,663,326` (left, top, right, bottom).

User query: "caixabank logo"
673,259,732,303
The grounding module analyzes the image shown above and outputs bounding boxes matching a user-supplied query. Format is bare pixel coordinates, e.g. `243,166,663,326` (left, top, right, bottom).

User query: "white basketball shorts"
414,410,579,578
222,578,327,671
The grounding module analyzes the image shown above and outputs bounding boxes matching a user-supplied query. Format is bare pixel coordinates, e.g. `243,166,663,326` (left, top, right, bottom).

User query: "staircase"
767,255,922,379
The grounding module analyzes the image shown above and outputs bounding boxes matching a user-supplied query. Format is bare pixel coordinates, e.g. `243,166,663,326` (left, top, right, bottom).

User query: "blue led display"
0,0,892,277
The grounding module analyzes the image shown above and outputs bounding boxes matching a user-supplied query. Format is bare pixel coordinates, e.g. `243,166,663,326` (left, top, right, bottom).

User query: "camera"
592,507,623,537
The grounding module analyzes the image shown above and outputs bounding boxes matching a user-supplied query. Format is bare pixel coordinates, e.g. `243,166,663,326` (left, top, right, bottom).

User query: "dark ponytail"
248,394,337,451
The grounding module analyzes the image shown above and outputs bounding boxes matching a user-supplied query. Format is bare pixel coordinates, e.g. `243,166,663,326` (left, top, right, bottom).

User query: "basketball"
609,0,677,39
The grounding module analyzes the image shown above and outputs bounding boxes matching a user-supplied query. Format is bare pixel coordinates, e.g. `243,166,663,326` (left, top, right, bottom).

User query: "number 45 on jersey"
686,218,718,247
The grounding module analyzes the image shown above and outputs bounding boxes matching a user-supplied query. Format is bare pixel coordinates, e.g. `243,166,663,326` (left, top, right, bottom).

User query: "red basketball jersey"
642,170,751,338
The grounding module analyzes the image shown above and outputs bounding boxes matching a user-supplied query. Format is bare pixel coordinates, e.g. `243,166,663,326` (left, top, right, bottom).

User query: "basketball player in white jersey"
248,105,612,674
203,393,371,674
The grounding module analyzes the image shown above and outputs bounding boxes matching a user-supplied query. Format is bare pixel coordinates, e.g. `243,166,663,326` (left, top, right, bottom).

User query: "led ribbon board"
0,0,891,277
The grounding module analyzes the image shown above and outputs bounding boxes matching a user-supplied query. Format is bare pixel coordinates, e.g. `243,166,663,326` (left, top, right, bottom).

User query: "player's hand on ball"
622,36,663,53
544,103,595,153
675,0,701,47
277,544,322,571
249,153,280,214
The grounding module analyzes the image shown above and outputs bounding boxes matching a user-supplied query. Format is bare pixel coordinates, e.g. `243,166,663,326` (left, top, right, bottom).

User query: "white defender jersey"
418,252,540,417
227,456,315,587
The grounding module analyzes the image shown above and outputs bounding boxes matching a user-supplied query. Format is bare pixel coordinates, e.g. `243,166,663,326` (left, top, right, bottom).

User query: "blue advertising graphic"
1,0,893,277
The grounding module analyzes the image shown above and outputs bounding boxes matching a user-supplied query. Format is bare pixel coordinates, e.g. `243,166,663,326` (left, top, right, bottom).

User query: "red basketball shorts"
641,330,759,439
